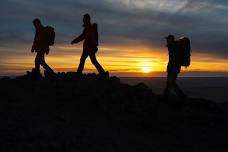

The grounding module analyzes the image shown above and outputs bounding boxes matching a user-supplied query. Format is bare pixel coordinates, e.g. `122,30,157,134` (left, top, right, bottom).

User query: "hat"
165,35,174,40
33,18,41,24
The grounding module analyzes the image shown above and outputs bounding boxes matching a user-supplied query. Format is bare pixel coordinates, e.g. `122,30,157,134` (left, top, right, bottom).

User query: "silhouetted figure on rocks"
71,14,108,78
163,35,187,99
31,18,55,77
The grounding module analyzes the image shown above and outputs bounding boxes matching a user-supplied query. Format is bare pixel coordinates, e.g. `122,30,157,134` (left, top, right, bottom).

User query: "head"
165,35,175,44
33,18,41,29
83,14,91,26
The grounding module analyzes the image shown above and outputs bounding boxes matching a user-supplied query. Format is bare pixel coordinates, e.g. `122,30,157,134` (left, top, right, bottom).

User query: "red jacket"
32,25,49,53
72,24,98,53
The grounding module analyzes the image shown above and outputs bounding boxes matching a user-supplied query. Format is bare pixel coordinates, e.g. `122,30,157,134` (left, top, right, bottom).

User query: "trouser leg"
41,61,53,73
77,52,88,74
38,53,53,73
173,82,186,98
35,52,41,71
163,72,173,97
164,71,178,96
35,52,54,72
89,53,105,74
170,72,186,98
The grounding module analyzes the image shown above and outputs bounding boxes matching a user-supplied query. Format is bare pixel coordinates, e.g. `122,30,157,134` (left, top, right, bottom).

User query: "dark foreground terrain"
1,73,228,152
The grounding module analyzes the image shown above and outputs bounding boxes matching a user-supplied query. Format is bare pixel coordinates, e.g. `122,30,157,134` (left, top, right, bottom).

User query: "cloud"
0,0,228,58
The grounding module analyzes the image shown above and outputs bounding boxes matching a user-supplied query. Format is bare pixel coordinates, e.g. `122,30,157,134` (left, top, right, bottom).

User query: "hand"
45,48,50,55
31,45,35,53
71,41,75,45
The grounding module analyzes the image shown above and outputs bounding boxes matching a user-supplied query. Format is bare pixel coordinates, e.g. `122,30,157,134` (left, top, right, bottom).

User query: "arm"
71,30,86,44
31,31,38,53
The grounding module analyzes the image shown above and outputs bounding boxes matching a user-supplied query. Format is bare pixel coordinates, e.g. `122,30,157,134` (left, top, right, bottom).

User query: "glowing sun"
140,62,153,73
142,67,152,73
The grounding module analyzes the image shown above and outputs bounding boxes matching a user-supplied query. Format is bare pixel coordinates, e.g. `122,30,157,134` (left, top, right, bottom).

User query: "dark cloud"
0,0,228,58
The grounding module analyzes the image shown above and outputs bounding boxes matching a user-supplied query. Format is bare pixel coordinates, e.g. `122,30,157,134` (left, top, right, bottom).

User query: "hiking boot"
180,93,188,101
44,70,57,79
75,72,83,78
30,68,42,79
159,93,170,102
99,71,109,79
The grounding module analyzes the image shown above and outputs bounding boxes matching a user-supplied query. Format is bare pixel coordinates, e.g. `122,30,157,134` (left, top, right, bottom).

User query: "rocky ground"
1,73,228,152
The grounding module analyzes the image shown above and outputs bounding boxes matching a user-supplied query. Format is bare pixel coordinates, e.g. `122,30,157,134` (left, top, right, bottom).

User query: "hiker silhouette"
71,14,108,78
31,18,55,77
163,35,187,99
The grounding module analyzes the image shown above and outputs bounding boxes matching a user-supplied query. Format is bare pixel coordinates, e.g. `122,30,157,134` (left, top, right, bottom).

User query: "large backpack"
179,37,191,67
92,23,99,47
44,26,55,46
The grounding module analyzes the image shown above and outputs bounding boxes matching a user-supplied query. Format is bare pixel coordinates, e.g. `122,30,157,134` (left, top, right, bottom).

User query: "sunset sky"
0,0,228,77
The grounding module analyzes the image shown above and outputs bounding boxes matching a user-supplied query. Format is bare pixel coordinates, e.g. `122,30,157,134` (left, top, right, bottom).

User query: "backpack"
92,23,99,47
179,37,191,67
44,26,55,46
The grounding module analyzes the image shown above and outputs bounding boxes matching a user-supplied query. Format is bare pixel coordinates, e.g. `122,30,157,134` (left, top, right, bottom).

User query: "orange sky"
0,44,228,77
1,0,228,77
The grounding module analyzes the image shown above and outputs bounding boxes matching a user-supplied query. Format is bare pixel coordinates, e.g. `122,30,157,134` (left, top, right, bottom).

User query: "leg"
35,52,42,71
89,53,105,74
173,83,186,97
173,73,186,98
77,52,88,74
34,52,48,74
163,72,174,97
39,53,54,73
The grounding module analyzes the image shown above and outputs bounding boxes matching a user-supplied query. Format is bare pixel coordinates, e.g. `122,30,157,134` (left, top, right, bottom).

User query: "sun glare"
140,62,153,73
142,67,151,73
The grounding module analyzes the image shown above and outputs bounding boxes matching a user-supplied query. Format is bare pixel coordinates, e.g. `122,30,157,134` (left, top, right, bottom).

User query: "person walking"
71,14,108,78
